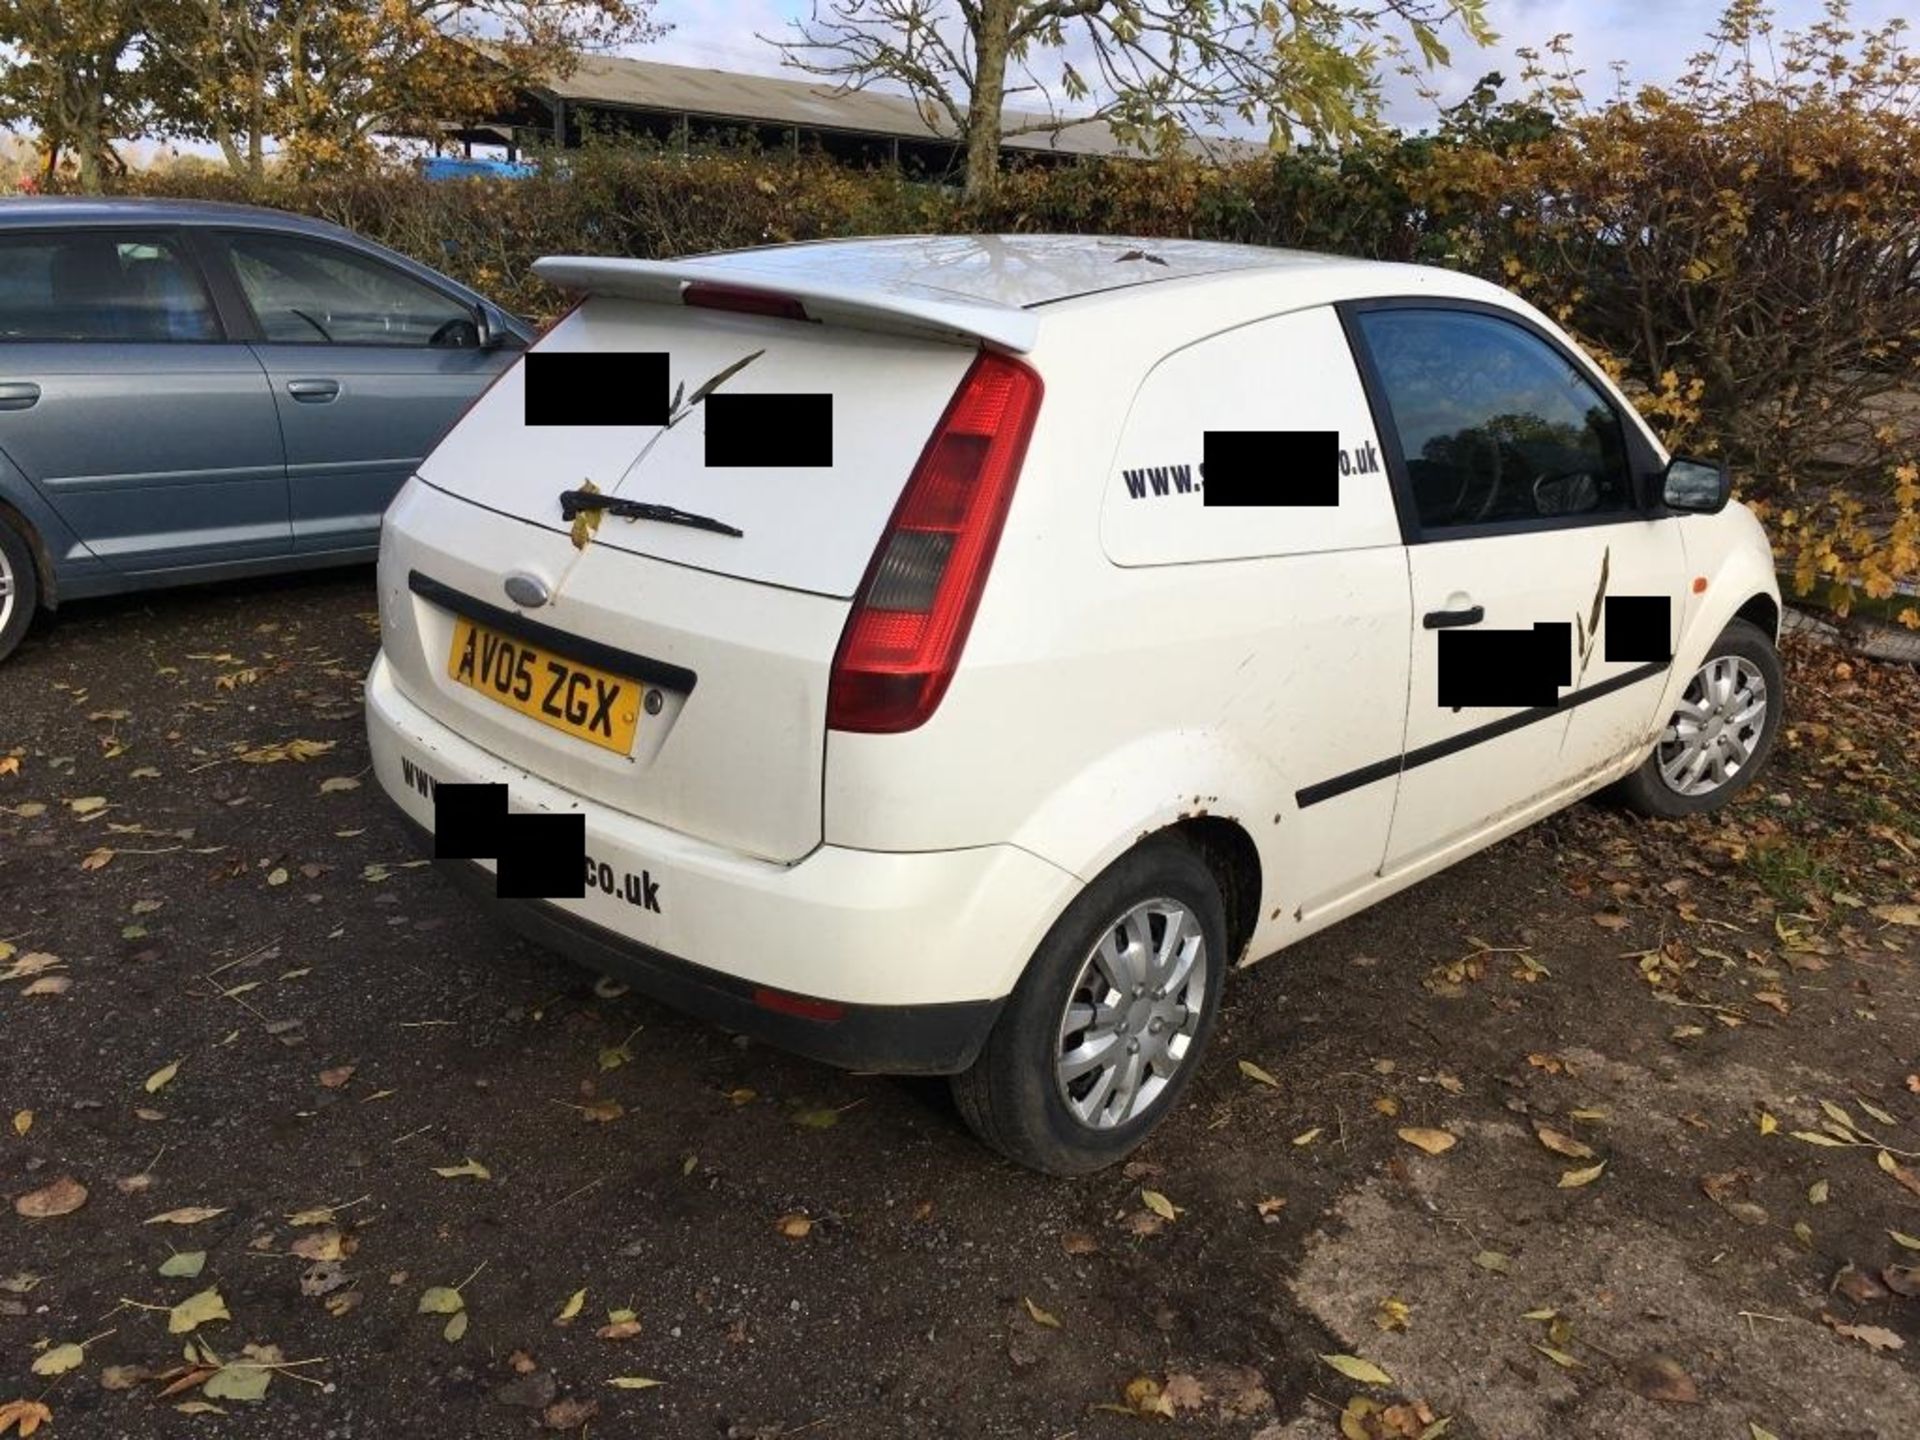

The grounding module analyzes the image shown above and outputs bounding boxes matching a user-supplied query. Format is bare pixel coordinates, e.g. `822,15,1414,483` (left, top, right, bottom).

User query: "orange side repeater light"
1692,577,1709,593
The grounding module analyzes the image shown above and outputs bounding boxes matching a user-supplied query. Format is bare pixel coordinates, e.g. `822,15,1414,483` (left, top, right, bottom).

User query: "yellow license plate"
448,617,641,755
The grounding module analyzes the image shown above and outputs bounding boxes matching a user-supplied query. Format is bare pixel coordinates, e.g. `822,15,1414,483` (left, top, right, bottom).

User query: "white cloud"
644,0,803,75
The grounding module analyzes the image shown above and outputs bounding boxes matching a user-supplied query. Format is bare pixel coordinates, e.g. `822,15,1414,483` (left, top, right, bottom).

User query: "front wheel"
1616,617,1783,818
951,837,1227,1175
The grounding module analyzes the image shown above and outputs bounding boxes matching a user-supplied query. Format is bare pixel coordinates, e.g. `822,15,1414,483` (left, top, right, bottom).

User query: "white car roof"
533,236,1514,355
689,234,1380,310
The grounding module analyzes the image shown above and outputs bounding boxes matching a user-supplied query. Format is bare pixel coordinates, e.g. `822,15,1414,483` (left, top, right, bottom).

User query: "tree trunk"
212,108,244,173
963,0,1016,197
75,81,104,193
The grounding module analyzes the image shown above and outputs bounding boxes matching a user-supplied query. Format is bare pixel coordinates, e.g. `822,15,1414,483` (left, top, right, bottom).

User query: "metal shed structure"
457,53,1261,176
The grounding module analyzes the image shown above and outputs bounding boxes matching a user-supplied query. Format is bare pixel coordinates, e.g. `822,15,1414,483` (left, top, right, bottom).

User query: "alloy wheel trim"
1053,896,1209,1131
1656,654,1769,797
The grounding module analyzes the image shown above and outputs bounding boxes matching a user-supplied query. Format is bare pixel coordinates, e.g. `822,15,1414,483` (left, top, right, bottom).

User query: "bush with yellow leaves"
1410,0,1920,622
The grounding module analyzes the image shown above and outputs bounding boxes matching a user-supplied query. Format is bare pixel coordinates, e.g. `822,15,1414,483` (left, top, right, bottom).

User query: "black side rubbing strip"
1202,430,1338,506
408,571,698,695
1437,623,1572,708
524,353,670,427
703,393,833,467
1604,595,1673,663
434,782,585,899
1294,660,1670,809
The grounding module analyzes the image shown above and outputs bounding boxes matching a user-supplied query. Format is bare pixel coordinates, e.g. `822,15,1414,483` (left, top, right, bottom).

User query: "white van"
365,236,1783,1173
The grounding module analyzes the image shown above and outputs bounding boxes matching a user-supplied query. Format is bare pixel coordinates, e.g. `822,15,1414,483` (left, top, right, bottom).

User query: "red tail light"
827,350,1043,733
684,281,810,322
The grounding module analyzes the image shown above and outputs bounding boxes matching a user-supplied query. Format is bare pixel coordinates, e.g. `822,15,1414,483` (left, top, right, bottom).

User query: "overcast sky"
645,0,1914,130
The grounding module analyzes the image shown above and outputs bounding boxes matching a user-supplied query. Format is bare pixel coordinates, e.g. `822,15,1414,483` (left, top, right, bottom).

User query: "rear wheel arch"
0,499,55,609
1161,816,1261,963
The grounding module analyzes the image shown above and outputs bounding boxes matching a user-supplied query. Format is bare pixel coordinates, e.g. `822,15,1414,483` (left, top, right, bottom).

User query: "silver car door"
0,227,289,574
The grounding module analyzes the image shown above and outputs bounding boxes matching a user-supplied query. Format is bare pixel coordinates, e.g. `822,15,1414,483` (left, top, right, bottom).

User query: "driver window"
1354,308,1634,533
217,231,476,348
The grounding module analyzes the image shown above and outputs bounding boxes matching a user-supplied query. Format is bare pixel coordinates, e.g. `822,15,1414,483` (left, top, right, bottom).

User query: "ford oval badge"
504,572,550,608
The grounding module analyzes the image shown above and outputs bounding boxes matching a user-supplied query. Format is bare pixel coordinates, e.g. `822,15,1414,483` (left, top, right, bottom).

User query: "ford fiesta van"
365,236,1782,1173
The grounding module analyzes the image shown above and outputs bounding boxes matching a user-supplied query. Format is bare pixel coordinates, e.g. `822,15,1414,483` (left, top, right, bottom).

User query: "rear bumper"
415,827,1001,1073
365,651,1078,1073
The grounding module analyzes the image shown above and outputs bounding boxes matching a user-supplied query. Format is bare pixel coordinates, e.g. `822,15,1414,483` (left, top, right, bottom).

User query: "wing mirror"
1661,455,1731,514
472,302,502,351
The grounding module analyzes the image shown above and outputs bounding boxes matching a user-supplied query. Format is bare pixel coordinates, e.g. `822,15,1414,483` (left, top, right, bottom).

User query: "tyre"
1615,618,1783,818
951,836,1227,1175
0,518,38,664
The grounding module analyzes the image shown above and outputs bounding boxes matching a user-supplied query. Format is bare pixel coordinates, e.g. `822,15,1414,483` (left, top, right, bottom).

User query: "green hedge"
112,144,1443,323
94,137,1920,617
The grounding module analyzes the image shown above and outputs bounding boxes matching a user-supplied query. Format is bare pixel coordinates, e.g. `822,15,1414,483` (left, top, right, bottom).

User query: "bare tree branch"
769,0,1493,193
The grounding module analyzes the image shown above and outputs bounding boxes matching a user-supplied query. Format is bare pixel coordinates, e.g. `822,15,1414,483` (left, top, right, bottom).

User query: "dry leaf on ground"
1321,1353,1393,1385
1534,1124,1595,1159
1397,1126,1457,1155
14,1177,87,1218
145,1206,226,1225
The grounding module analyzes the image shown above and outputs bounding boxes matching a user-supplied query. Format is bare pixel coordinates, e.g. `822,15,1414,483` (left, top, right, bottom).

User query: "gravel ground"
2,568,1917,1440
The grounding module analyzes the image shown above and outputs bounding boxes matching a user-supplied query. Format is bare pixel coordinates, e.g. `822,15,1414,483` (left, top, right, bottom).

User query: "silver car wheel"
1656,655,1770,798
0,545,14,635
1054,897,1208,1131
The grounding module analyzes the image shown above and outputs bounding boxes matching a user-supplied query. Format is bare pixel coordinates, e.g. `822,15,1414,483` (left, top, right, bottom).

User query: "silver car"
0,197,531,661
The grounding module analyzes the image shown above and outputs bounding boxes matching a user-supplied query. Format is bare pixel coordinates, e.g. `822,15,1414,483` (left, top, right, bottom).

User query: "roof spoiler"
530,256,1039,354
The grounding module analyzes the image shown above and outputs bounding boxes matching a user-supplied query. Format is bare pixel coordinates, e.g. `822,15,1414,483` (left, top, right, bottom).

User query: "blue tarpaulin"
421,156,537,182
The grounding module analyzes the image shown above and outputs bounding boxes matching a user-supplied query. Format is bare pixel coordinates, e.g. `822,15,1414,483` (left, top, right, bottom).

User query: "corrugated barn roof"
520,52,1262,162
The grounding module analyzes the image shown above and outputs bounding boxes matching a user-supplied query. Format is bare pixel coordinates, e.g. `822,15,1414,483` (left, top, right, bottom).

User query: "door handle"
286,378,340,403
0,382,41,411
1423,605,1485,629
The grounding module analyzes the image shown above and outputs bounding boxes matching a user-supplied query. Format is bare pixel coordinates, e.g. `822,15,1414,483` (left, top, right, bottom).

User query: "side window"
0,231,219,343
1354,309,1635,533
217,231,476,348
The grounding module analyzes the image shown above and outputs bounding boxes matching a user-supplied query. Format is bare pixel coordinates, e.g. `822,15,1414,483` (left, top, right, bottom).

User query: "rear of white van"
364,260,1079,1072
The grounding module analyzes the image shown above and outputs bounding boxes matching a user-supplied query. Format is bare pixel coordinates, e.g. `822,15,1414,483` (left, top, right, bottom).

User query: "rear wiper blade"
558,489,744,539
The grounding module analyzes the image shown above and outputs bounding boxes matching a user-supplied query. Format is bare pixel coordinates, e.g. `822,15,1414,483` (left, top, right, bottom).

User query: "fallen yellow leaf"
1141,1189,1179,1221
1320,1353,1393,1385
0,1398,53,1436
1534,1125,1595,1159
167,1287,230,1335
1397,1126,1457,1156
30,1344,84,1377
143,1206,226,1225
